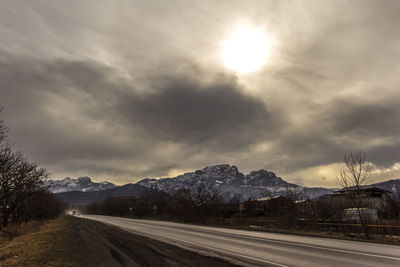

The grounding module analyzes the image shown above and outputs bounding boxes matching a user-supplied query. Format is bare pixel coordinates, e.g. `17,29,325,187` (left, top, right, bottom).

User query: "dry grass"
0,216,85,267
1,220,44,241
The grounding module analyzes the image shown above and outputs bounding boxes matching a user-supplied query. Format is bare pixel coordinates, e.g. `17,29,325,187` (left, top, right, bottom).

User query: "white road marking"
123,226,289,267
104,217,400,262
80,215,400,266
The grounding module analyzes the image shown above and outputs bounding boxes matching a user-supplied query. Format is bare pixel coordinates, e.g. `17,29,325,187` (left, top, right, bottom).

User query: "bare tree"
170,188,194,221
0,108,7,143
193,184,222,223
284,187,305,201
10,158,48,223
337,152,371,190
0,111,49,227
0,145,48,227
336,151,372,238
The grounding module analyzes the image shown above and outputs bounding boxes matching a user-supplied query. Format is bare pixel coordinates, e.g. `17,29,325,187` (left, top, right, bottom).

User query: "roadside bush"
19,190,67,221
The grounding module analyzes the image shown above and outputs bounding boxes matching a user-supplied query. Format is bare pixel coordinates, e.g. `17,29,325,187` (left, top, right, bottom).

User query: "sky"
0,0,399,187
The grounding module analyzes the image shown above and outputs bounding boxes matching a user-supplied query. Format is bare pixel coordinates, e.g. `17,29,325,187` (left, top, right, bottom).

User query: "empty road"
80,215,400,266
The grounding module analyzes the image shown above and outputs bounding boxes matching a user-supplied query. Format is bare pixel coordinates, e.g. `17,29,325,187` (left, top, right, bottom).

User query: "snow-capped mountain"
43,176,116,193
138,164,334,201
139,165,246,190
51,165,399,205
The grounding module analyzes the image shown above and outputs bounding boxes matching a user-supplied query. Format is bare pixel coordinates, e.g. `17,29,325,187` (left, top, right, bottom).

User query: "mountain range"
43,176,116,193
54,184,146,206
51,164,399,206
137,164,333,201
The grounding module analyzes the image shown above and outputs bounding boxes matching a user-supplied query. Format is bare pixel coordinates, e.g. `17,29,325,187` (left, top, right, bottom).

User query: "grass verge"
0,216,85,267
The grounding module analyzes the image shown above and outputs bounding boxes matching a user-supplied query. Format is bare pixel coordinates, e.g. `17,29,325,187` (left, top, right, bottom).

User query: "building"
239,196,294,217
331,186,391,209
295,199,316,219
330,186,392,221
343,208,378,223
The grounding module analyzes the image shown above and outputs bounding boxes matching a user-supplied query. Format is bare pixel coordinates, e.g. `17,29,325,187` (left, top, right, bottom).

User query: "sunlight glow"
221,23,271,74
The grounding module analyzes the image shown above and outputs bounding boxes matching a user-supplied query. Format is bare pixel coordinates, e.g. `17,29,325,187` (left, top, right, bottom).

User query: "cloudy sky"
1,0,399,187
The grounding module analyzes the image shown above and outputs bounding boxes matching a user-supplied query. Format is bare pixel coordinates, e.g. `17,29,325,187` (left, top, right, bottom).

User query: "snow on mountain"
49,166,399,205
43,176,116,193
137,164,333,201
138,164,244,190
245,169,297,187
50,166,400,205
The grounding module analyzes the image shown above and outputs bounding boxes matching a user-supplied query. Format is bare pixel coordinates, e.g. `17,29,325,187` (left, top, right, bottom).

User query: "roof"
106,196,138,201
294,199,313,204
256,196,287,201
334,185,391,194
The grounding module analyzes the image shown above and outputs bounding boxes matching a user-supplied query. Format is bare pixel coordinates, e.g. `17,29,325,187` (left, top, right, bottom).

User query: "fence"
220,217,400,236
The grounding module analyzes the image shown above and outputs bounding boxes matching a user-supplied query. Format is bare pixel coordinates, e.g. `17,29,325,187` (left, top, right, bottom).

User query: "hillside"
55,184,147,206
373,179,400,196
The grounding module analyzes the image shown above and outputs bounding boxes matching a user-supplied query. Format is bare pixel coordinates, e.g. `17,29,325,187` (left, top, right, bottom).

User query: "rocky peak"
247,169,276,178
76,176,92,185
201,164,239,176
60,177,72,184
246,169,297,187
138,164,245,190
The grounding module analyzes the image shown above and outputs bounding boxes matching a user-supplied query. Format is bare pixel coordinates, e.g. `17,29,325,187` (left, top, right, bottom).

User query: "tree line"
0,109,66,228
81,184,235,224
80,158,400,239
81,184,400,238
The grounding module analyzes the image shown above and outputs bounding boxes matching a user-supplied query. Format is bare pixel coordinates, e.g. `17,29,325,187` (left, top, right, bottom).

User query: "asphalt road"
80,215,400,267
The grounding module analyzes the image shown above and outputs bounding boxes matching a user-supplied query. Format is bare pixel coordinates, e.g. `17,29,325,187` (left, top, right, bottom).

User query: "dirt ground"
0,216,238,266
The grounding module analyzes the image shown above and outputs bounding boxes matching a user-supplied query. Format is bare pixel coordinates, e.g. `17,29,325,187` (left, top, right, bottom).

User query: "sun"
220,23,271,74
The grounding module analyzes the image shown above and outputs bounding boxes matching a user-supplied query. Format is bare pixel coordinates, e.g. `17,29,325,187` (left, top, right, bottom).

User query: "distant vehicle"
69,210,81,216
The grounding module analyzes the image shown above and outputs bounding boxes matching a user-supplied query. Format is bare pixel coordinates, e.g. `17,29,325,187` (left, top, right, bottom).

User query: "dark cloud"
1,1,400,185
367,144,400,168
1,53,399,182
327,98,400,167
0,57,132,161
117,74,275,150
270,93,400,173
329,100,400,138
0,55,277,180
